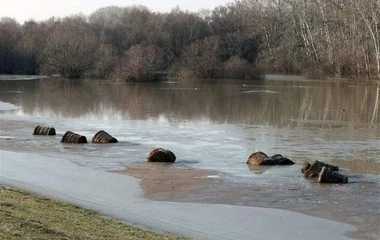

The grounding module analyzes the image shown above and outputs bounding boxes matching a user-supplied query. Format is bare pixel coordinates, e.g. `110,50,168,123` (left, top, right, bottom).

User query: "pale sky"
1,0,233,23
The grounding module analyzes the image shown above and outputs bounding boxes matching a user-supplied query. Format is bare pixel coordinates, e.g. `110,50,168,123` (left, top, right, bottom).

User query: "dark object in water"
246,152,295,165
33,126,56,136
318,166,348,184
147,148,176,163
302,161,339,178
92,130,118,143
61,131,87,144
269,154,295,165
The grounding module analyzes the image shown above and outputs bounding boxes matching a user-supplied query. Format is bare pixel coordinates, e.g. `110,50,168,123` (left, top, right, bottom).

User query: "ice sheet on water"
0,101,19,111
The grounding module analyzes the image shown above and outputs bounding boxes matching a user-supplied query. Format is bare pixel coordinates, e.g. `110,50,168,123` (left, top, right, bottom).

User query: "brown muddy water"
0,76,379,239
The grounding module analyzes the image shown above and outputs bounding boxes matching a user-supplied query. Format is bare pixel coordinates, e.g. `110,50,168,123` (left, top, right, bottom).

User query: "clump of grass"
0,186,187,240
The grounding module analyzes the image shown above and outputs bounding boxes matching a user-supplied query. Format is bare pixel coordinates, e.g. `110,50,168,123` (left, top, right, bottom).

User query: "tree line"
0,0,379,81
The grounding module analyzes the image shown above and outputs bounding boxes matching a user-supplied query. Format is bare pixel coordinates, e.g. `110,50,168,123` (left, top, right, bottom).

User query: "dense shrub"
112,44,164,82
220,56,262,80
181,36,221,79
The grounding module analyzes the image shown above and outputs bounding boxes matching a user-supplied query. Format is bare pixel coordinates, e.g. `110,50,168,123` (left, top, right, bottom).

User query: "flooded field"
0,77,379,176
0,77,379,239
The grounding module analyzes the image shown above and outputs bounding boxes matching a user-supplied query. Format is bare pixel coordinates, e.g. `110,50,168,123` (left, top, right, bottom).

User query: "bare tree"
162,8,209,62
89,6,126,54
0,18,22,74
353,0,380,80
1,1,379,80
112,44,164,82
42,16,100,78
20,20,48,74
89,43,118,78
182,36,221,78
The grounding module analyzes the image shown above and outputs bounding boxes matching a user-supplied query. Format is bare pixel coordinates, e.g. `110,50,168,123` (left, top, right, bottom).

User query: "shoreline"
120,162,380,240
0,75,49,81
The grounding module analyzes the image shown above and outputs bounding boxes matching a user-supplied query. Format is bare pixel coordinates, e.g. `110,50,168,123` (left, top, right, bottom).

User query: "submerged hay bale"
302,161,339,178
147,148,176,163
247,152,294,165
33,126,56,136
269,154,295,165
61,131,87,144
92,130,118,143
246,152,269,165
302,162,312,173
318,166,348,184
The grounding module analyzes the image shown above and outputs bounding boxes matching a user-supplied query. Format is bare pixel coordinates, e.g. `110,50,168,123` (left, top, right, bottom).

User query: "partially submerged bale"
302,162,311,174
61,131,87,144
246,152,270,165
165,150,176,162
246,152,294,165
302,161,339,178
147,148,176,163
318,166,348,184
33,126,56,136
269,154,295,165
92,130,118,143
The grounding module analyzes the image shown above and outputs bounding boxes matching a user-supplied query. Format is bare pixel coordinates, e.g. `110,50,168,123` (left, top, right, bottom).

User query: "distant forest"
0,0,379,81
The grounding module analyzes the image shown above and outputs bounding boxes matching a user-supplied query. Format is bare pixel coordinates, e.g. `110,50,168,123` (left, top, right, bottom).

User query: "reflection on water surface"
0,78,378,126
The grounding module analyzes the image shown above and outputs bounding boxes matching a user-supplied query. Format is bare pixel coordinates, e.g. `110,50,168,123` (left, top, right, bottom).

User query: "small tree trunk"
371,84,379,124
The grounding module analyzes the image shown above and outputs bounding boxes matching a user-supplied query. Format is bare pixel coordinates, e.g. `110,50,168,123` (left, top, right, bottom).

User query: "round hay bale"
92,130,118,143
165,150,176,161
302,162,311,173
246,152,270,165
303,161,339,178
269,154,295,165
147,148,176,163
318,166,348,184
33,125,56,136
61,131,87,144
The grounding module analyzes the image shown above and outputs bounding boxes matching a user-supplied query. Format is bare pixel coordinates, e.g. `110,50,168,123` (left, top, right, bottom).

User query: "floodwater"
0,150,356,240
0,76,379,239
0,77,379,178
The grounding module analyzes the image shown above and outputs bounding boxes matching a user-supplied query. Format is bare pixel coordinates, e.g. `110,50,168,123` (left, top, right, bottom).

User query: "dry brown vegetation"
42,16,100,78
112,44,164,81
0,0,379,80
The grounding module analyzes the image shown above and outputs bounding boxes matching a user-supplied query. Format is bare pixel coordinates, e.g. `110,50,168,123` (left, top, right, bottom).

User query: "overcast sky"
1,0,233,23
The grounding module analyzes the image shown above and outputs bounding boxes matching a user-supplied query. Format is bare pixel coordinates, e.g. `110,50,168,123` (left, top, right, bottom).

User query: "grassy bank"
0,186,187,240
